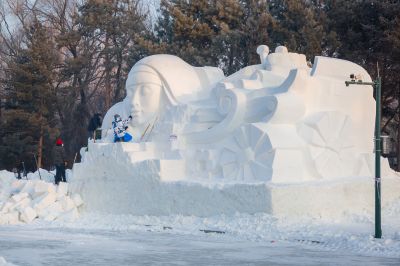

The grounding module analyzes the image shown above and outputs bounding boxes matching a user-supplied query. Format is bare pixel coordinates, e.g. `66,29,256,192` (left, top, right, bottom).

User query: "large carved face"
125,67,164,126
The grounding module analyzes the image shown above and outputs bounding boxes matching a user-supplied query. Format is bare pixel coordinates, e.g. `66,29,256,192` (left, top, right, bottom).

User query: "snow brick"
5,211,19,224
20,180,35,195
47,201,64,217
33,181,56,197
10,180,25,192
0,202,13,213
43,213,57,222
32,192,56,211
59,196,76,211
11,192,29,203
57,182,69,196
36,208,49,219
12,197,31,212
71,194,83,207
20,206,37,223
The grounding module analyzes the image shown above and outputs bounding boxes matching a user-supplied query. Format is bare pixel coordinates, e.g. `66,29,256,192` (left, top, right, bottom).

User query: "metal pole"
374,77,382,239
345,77,383,238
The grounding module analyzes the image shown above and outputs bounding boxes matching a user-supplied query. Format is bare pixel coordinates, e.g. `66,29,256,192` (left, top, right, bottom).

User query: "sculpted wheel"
297,111,356,179
219,123,273,181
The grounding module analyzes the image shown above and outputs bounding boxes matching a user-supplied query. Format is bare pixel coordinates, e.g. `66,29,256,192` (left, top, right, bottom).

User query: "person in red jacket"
53,138,67,185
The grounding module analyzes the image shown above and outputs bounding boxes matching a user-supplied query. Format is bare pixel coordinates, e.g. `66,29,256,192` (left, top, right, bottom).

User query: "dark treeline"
0,0,399,172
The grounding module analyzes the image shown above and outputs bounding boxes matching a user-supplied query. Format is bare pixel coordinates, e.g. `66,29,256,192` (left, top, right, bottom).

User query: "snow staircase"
79,141,186,182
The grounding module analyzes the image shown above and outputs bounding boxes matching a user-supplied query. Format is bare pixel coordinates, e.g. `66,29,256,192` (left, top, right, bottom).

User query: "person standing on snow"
87,113,103,141
53,138,67,185
112,114,133,142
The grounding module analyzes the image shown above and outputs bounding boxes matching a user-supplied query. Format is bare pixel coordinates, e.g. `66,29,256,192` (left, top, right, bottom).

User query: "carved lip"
131,110,141,117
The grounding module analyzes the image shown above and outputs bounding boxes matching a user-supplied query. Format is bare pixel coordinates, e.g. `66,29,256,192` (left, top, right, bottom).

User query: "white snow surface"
40,203,400,258
72,142,400,217
0,257,16,266
1,170,400,264
0,203,399,265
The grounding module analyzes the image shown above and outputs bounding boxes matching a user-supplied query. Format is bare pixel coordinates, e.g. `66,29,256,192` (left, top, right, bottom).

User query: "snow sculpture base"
71,142,400,218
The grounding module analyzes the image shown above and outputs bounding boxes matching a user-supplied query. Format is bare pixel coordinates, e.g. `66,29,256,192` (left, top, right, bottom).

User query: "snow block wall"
71,45,400,218
71,142,272,216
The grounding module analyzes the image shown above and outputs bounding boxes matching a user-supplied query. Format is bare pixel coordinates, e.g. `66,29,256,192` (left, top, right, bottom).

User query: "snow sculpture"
102,55,224,142
71,45,400,217
101,46,383,181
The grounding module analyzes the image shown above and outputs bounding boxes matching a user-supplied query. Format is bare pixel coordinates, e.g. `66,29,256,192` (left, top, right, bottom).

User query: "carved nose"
132,91,141,107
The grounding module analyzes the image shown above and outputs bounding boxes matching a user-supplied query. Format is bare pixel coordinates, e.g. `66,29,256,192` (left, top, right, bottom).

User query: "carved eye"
141,86,152,97
126,87,134,98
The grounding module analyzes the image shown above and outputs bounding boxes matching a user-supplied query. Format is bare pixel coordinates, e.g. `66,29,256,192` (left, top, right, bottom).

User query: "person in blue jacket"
112,114,133,142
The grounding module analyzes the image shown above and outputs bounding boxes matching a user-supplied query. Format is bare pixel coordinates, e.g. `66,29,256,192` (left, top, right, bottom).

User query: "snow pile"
0,174,83,225
0,257,16,266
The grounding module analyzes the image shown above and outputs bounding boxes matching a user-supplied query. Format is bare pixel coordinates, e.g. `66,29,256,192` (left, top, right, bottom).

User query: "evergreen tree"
150,0,274,75
153,0,220,67
324,0,400,169
1,0,399,172
0,20,59,171
269,0,338,60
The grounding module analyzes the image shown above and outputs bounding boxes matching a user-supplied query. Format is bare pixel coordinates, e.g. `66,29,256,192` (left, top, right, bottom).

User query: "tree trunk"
397,88,400,172
397,124,400,172
37,122,43,169
105,35,112,110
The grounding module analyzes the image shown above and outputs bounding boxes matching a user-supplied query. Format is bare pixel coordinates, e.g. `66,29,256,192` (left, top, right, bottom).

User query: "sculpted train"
71,45,400,217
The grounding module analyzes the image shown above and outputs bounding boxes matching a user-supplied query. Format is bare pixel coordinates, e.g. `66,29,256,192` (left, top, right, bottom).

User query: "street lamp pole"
345,77,382,239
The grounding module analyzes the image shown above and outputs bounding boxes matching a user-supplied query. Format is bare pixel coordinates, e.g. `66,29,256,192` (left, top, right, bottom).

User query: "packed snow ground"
1,170,400,265
37,203,400,258
1,224,400,266
0,208,400,265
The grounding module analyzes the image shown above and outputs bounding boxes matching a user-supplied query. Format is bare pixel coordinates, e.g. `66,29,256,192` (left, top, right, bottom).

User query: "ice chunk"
33,181,56,197
59,196,76,211
36,208,49,219
47,201,64,216
11,192,29,203
71,194,83,207
12,197,31,212
20,180,35,195
0,202,13,213
32,192,56,211
11,180,25,192
20,206,37,223
4,211,20,224
57,182,69,196
43,213,57,221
